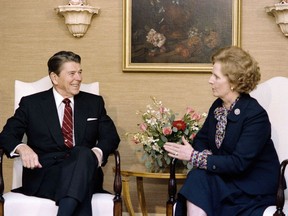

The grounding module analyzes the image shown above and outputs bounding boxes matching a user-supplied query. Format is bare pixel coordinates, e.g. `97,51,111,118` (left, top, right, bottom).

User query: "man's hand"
16,144,42,169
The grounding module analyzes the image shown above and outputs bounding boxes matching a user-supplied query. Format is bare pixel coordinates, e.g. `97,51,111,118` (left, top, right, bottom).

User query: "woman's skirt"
175,169,275,216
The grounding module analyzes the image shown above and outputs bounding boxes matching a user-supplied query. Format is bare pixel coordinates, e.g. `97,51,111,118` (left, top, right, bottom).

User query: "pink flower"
159,106,165,114
139,123,147,131
186,107,195,114
162,127,173,135
189,133,197,140
191,112,201,121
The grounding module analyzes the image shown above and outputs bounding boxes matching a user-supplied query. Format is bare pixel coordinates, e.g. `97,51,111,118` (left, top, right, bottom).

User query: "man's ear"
49,72,58,85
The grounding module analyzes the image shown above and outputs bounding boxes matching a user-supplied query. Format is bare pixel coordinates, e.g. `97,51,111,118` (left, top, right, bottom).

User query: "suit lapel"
40,89,64,147
74,92,87,146
228,94,250,122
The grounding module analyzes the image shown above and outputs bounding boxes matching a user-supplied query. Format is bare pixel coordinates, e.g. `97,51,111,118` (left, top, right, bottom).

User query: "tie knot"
63,98,71,105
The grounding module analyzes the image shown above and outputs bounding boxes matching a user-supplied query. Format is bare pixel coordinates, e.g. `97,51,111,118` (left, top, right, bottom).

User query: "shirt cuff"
92,147,103,167
190,149,212,169
10,143,26,157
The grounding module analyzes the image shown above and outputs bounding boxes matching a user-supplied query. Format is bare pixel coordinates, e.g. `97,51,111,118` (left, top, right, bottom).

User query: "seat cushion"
173,201,288,215
263,201,288,216
3,192,114,216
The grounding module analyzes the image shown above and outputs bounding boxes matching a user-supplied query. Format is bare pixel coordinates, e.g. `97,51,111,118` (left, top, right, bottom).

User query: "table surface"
121,164,188,179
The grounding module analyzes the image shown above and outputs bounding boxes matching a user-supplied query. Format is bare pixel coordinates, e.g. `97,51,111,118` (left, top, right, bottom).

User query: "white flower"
146,29,166,48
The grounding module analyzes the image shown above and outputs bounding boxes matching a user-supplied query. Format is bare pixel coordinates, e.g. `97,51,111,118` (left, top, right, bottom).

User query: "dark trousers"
36,146,99,216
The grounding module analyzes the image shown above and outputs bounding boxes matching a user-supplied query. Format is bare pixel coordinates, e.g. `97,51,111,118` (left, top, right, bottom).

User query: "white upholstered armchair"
0,76,122,216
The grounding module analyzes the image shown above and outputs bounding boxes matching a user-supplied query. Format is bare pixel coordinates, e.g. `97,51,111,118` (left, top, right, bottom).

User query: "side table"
121,164,187,216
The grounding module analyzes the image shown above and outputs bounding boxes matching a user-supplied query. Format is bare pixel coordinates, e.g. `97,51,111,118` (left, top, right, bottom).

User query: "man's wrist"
11,143,26,157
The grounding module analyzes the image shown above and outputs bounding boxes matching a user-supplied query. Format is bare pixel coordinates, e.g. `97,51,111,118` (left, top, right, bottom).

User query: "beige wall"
0,0,287,214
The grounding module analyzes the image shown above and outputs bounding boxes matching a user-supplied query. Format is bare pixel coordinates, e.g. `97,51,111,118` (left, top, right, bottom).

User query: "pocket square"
87,118,98,121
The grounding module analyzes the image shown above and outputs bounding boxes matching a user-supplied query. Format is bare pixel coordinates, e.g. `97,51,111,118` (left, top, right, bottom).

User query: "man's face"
51,61,82,98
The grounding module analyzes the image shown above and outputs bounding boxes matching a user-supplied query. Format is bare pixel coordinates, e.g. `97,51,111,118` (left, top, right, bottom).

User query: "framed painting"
123,0,241,72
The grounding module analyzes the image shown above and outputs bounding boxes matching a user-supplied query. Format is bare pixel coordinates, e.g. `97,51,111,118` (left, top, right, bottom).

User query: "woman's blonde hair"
211,46,261,94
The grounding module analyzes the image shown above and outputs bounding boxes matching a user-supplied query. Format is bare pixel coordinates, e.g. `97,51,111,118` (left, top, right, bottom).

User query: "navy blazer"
0,88,120,194
193,94,280,195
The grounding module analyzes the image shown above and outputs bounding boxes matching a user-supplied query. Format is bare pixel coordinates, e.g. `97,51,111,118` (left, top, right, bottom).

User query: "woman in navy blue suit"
164,46,280,216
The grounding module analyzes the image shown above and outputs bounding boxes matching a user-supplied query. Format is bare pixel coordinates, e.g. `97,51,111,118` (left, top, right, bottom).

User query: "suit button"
212,165,217,170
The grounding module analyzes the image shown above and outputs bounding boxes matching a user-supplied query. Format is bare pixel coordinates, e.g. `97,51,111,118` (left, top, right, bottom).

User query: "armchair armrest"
166,158,288,216
112,150,122,216
0,148,5,216
274,159,288,216
0,148,122,216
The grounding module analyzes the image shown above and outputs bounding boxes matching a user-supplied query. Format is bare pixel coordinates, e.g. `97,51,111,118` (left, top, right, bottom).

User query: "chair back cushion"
250,76,288,198
14,76,99,109
12,76,99,189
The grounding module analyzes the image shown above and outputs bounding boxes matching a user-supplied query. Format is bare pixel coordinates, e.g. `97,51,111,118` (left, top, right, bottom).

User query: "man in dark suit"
0,51,120,216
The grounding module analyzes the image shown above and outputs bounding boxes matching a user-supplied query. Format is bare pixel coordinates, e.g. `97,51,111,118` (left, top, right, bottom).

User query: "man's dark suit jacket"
0,88,120,195
193,94,280,196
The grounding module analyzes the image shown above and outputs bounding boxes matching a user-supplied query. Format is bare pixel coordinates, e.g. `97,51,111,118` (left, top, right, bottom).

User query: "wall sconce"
266,1,288,37
55,0,100,38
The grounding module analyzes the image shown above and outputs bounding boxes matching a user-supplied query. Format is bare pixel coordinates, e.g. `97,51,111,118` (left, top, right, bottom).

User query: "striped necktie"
62,98,73,148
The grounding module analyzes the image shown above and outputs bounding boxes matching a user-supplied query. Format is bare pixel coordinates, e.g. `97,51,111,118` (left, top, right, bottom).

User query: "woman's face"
208,62,232,100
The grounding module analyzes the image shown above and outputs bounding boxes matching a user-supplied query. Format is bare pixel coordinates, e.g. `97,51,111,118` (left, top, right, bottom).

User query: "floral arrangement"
127,97,207,172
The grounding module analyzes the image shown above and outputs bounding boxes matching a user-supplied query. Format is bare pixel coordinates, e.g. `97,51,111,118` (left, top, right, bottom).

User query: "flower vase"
143,153,188,173
144,155,170,173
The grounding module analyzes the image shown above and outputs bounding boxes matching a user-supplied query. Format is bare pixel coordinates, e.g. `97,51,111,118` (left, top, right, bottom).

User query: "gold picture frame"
123,0,241,72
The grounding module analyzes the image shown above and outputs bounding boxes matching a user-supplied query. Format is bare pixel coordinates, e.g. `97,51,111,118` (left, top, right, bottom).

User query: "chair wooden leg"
273,160,288,216
113,150,122,216
273,211,285,216
0,149,4,216
0,199,4,216
166,202,174,216
113,199,122,216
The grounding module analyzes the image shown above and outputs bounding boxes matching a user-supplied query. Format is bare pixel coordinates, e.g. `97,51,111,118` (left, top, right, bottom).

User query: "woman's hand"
163,136,194,161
